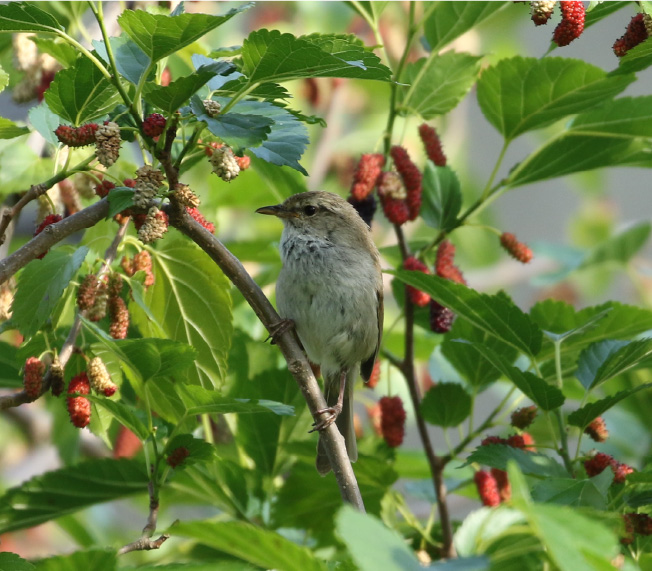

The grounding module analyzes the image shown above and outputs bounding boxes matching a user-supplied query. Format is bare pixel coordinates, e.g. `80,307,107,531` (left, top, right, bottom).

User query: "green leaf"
531,300,652,359
591,338,652,387
0,341,20,388
464,444,567,478
84,396,149,441
420,163,462,231
611,40,652,76
11,247,88,339
240,30,391,84
130,238,233,389
390,271,543,356
106,187,135,218
118,5,251,62
421,382,471,427
477,57,634,141
423,2,509,53
581,222,651,268
143,64,229,113
335,506,422,571
172,520,327,571
45,55,120,125
165,434,215,468
575,340,628,390
399,52,481,119
567,383,652,429
441,318,518,390
0,459,148,533
177,384,294,417
32,550,116,571
0,63,8,93
466,342,565,410
0,2,63,33
92,35,151,85
0,552,34,571
0,118,28,140
28,102,62,145
572,96,652,139
506,133,652,188
531,475,610,510
30,37,78,67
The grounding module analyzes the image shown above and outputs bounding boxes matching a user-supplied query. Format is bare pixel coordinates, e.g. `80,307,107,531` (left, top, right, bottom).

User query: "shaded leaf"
32,550,116,571
177,384,294,417
30,37,78,67
464,444,567,478
0,341,20,388
477,57,634,141
0,118,28,140
575,340,628,390
172,520,327,571
106,188,135,218
28,103,61,145
118,5,251,61
390,271,543,356
85,396,149,441
400,52,481,119
11,247,88,339
0,553,34,571
531,476,609,510
421,383,471,427
567,383,652,429
164,434,215,468
129,238,233,389
581,222,651,268
592,338,652,387
0,459,148,533
420,163,462,231
45,55,120,125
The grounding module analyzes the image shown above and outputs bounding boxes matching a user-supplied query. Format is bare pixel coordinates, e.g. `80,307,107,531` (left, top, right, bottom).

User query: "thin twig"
118,480,168,556
166,206,366,511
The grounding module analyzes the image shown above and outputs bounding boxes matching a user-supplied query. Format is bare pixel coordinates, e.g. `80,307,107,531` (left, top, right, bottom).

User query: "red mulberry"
379,396,406,447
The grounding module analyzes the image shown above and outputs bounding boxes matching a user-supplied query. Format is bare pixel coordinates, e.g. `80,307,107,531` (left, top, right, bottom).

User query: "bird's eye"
303,205,317,216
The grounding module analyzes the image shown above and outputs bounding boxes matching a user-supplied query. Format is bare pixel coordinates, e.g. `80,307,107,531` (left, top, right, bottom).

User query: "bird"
256,191,383,475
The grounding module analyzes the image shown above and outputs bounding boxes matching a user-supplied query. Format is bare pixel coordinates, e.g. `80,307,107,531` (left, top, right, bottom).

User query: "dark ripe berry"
491,468,511,502
347,194,377,228
511,405,538,429
481,435,506,446
379,396,406,447
379,194,410,225
584,452,614,477
430,300,454,333
34,214,63,259
55,123,99,147
109,296,129,340
613,13,649,57
167,446,190,467
390,146,422,220
474,470,501,507
142,113,166,138
95,180,115,198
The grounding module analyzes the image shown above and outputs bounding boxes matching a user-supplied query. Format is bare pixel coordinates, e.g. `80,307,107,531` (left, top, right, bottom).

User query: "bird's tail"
316,368,357,476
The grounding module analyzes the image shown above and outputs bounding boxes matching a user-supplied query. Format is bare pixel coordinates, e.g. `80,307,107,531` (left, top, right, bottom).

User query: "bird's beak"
256,204,297,218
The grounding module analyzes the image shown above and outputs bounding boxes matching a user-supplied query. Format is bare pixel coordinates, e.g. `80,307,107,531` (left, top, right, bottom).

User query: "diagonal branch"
166,205,366,511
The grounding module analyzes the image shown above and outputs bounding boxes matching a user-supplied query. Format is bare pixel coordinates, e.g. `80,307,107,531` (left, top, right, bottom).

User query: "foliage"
0,1,652,570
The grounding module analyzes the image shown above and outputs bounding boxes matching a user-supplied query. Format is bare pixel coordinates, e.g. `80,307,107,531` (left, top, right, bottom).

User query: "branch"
0,199,109,286
166,206,366,510
118,482,169,555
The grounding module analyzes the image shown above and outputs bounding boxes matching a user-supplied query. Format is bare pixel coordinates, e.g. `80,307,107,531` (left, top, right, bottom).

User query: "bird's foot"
309,404,342,433
265,318,294,344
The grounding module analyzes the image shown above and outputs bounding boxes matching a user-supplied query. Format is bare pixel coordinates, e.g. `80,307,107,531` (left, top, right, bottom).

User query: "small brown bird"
257,191,383,474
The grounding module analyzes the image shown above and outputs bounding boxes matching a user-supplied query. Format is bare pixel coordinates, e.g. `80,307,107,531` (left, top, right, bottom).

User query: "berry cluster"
403,256,431,307
584,416,608,443
49,357,64,397
429,240,466,334
58,179,82,216
481,432,536,450
203,99,222,117
55,123,99,147
510,405,538,429
122,250,155,288
474,469,511,506
67,372,91,428
174,183,200,209
142,113,166,138
209,145,240,181
391,146,422,221
23,356,45,399
522,1,585,46
94,121,122,167
95,180,115,198
584,451,634,484
138,206,169,244
377,171,410,225
613,13,650,57
187,207,215,234
418,124,447,167
12,33,60,103
133,165,166,209
530,0,556,26
622,512,652,545
34,214,63,259
379,396,406,447
350,153,385,201
500,232,533,263
88,356,117,397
